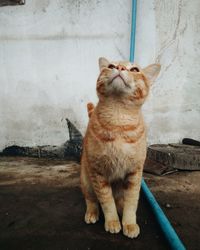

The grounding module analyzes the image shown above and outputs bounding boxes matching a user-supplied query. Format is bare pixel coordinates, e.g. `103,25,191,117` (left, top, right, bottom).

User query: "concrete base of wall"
0,119,83,161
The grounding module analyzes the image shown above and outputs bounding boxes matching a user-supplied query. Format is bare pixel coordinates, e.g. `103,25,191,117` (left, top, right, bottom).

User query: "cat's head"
96,57,161,105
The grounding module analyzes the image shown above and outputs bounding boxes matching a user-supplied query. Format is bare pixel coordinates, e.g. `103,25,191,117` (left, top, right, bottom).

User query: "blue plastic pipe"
141,180,186,250
129,1,186,249
129,0,137,62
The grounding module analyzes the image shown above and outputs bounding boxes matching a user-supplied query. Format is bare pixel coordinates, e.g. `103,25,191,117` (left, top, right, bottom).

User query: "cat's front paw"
85,211,99,224
123,223,140,238
105,220,121,234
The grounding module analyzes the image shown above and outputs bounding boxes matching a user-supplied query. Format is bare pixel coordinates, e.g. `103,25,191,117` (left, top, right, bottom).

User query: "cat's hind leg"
80,161,99,224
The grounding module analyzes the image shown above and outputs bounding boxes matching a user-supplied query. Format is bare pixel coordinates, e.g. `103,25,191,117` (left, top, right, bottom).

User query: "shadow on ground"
0,157,170,250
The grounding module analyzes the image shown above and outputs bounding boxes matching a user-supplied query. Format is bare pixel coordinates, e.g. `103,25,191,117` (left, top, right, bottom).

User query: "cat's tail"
87,102,95,118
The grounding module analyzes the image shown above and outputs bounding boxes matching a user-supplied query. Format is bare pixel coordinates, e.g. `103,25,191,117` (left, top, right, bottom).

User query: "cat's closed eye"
130,67,140,72
108,64,116,69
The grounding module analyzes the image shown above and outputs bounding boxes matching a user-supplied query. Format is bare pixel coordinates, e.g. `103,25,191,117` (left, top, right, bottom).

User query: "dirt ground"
145,171,200,250
0,157,199,250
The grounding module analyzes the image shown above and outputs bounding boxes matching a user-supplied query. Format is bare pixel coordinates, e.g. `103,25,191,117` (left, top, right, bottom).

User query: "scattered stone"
165,203,171,208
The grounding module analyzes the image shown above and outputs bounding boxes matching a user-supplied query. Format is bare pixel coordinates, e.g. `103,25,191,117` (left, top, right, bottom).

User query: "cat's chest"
87,110,146,180
89,110,145,145
99,141,140,181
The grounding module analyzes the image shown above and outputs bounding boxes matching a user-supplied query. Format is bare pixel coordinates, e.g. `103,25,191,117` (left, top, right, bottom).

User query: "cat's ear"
99,57,110,70
142,64,161,84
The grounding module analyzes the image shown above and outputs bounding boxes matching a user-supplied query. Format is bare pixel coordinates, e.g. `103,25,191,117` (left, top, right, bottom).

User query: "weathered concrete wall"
0,0,199,150
136,0,200,144
0,0,131,150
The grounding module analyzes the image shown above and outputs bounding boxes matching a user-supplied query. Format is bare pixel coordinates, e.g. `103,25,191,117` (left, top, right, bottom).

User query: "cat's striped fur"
81,57,160,238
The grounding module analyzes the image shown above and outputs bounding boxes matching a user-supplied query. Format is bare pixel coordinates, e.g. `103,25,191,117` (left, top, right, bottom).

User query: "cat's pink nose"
116,65,126,71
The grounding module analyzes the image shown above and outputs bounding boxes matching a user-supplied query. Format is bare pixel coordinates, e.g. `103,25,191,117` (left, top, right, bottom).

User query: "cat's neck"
96,96,143,127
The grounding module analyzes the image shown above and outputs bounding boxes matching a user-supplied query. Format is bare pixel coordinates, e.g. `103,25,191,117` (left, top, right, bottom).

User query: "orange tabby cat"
81,57,160,238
